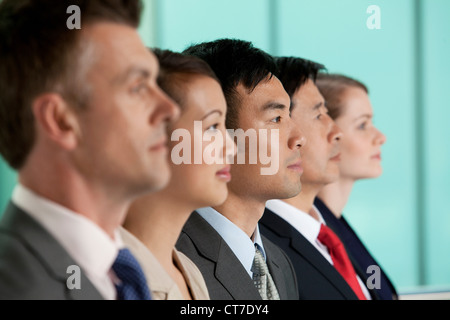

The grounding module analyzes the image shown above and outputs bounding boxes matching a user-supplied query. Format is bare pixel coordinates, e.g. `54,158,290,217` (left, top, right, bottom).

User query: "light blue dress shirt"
197,207,266,278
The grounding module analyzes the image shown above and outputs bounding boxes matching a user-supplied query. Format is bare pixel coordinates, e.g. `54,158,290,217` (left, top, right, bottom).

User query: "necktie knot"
251,248,267,276
318,224,343,250
252,246,280,300
112,248,152,300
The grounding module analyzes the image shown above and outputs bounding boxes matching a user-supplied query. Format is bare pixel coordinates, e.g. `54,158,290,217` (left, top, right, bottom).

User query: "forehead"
340,86,373,116
183,75,226,114
81,22,158,79
292,79,324,110
235,75,290,114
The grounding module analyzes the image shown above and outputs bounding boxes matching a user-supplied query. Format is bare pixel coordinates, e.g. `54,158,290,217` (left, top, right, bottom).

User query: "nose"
224,129,237,163
288,120,306,150
150,86,180,125
328,120,343,143
374,127,387,145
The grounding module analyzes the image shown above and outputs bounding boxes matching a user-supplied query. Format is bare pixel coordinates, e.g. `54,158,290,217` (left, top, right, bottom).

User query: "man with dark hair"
0,0,179,299
260,56,372,299
176,39,304,300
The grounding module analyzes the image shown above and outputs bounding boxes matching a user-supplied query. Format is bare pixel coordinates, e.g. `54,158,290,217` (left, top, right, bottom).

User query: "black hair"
275,56,326,98
183,38,278,129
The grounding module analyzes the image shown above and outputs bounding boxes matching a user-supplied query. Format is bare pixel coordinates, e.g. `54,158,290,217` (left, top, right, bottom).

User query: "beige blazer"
119,227,210,300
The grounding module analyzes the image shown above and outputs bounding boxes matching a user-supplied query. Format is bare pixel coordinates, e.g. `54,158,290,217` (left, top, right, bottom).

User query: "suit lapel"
214,239,262,300
262,208,358,299
184,212,262,300
288,230,358,298
264,248,287,299
1,202,104,300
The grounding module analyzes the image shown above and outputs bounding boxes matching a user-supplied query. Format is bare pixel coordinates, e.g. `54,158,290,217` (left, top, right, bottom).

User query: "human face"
73,23,179,197
228,75,305,201
291,79,342,187
166,75,236,207
334,87,386,180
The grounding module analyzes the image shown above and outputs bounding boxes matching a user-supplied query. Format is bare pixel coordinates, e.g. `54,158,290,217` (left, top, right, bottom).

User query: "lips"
330,153,341,161
216,165,231,182
149,138,168,152
288,160,303,174
371,153,382,160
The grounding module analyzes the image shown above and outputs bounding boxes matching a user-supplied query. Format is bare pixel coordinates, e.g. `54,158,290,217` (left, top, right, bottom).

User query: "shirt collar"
197,207,265,277
266,199,326,243
12,184,122,279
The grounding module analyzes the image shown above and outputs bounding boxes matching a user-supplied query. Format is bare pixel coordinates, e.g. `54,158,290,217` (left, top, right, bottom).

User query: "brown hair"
315,73,369,120
0,0,143,169
153,48,220,110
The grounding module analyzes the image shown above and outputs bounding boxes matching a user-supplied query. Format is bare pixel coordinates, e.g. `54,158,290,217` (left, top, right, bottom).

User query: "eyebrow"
201,110,223,120
113,66,154,85
261,101,287,112
353,113,373,121
313,101,324,111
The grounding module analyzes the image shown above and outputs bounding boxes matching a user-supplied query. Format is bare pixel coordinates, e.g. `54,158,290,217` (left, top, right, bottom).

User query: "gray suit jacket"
176,211,299,300
0,202,103,300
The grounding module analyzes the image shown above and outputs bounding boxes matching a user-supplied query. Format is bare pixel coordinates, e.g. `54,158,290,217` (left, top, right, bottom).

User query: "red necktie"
318,224,367,300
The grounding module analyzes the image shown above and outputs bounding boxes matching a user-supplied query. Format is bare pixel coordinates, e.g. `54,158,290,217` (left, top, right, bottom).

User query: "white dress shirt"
197,207,266,278
265,199,372,299
12,184,123,300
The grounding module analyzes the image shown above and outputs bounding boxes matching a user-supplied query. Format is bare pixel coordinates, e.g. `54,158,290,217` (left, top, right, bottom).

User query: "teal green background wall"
1,0,449,294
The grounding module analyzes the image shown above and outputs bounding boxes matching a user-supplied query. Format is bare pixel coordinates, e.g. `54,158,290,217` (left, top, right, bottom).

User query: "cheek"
339,136,372,175
169,164,204,197
175,163,228,204
202,133,225,163
177,163,217,186
299,142,323,181
341,135,369,160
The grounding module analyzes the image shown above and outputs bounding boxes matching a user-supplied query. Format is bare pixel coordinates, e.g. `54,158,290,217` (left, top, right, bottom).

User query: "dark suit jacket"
175,211,299,300
0,202,103,300
315,197,398,300
259,207,360,300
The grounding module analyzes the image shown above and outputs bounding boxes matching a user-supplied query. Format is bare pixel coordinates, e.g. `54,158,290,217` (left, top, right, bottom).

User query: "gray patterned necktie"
251,246,280,300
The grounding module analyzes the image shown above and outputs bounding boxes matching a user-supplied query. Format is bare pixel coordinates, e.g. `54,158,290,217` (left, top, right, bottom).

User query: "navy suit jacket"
314,197,398,300
260,207,359,300
176,211,299,300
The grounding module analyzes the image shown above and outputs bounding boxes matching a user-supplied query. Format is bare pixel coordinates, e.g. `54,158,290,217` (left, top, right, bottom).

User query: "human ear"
31,93,81,150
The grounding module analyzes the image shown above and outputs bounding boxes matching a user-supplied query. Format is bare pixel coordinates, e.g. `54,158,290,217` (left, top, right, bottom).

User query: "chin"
200,194,228,208
371,171,383,178
275,183,302,200
369,165,383,177
207,185,229,207
148,170,171,192
358,169,383,180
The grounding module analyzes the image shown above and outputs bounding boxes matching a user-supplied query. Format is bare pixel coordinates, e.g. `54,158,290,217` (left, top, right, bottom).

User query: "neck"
283,182,322,221
317,178,355,218
123,192,193,271
213,191,265,238
19,160,131,239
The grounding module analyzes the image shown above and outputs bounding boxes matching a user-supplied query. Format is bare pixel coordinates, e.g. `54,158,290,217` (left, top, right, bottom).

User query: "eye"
206,123,219,131
358,122,367,130
271,116,281,123
131,82,148,94
316,113,322,120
